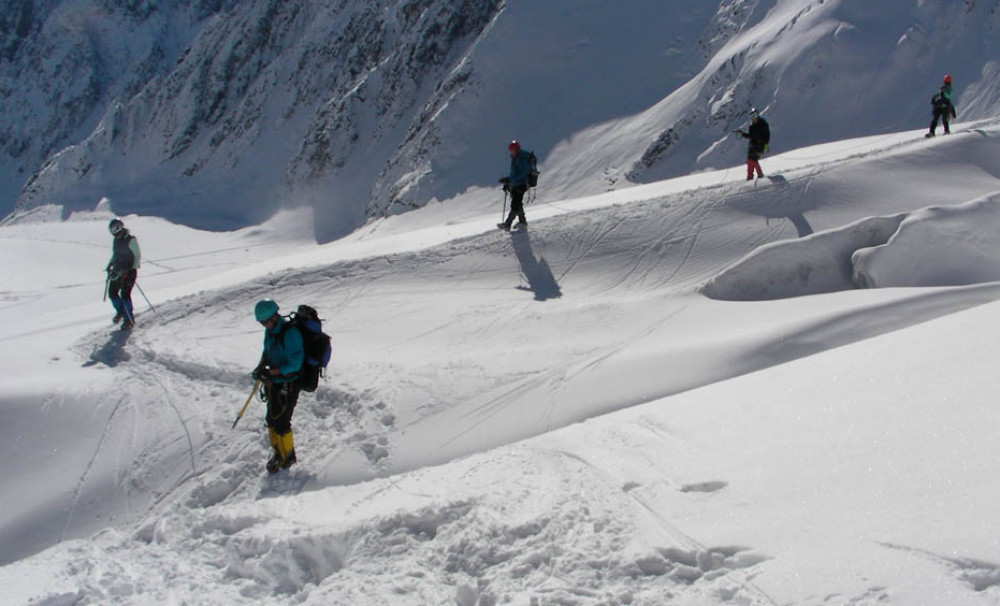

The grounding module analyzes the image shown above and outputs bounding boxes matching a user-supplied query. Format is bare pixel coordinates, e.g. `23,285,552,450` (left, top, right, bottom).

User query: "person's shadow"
82,329,132,367
510,229,562,301
764,175,813,237
727,174,815,237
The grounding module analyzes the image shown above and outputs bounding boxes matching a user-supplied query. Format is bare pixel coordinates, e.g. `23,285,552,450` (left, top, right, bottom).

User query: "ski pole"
134,280,157,314
232,378,263,429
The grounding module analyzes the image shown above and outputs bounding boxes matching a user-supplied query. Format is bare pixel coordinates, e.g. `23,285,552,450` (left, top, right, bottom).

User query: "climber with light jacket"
106,217,141,329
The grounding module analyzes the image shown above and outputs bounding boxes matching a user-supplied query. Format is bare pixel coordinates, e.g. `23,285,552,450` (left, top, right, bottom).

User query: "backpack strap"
274,314,295,345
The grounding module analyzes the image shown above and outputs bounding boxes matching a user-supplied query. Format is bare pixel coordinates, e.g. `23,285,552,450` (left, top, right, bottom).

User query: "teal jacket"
262,318,304,383
933,83,954,112
940,82,953,101
507,151,532,188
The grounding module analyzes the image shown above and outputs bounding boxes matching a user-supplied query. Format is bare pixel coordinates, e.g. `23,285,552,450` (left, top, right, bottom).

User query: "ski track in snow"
84,135,1000,502
59,393,130,542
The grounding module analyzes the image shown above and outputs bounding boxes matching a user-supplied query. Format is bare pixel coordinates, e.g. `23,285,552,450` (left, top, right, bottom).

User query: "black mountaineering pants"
265,381,300,434
503,184,528,228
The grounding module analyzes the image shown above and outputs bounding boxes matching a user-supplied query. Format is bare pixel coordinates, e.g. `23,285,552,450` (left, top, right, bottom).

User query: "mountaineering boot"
277,431,297,469
266,449,282,474
266,427,282,474
513,221,527,230
112,313,123,324
497,223,510,232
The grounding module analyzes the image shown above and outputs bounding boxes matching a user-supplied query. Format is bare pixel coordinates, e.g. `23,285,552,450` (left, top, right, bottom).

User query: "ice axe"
232,378,263,429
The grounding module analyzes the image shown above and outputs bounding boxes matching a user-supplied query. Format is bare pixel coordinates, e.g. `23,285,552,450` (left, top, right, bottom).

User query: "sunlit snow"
2,122,1000,605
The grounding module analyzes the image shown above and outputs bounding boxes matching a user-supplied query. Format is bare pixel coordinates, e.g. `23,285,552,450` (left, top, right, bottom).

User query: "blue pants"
109,269,137,320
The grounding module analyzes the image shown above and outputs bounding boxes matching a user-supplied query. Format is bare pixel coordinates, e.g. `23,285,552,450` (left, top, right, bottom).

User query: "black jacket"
108,232,141,275
741,117,770,159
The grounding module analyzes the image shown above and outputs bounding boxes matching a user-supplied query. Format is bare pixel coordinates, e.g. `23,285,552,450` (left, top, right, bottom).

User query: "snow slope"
1,123,1000,604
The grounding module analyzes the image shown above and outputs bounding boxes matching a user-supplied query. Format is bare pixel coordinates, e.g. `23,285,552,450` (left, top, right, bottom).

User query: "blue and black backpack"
287,304,332,392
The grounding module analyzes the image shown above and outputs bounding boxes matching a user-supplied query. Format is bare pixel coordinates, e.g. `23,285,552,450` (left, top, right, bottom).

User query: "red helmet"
943,74,953,84
508,140,521,153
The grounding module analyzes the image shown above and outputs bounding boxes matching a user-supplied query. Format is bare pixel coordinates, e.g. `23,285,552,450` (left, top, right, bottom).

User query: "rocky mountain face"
0,1,228,212
3,0,503,236
2,1,999,239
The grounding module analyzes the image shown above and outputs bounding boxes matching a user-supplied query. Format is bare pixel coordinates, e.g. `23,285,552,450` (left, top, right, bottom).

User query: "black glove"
251,366,268,381
503,183,510,193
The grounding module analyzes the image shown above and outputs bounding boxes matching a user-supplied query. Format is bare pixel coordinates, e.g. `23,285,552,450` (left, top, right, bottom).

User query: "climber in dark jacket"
498,140,532,231
737,108,771,180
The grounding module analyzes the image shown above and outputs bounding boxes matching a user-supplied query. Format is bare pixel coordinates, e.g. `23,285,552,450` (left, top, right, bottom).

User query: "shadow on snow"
510,229,562,301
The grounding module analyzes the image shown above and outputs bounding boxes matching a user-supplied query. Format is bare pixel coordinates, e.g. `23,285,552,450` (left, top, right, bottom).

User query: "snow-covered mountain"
3,0,999,240
2,0,505,237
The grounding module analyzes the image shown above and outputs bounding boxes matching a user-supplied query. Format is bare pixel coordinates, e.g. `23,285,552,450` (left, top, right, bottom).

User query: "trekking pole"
134,280,157,314
501,190,508,223
232,378,263,429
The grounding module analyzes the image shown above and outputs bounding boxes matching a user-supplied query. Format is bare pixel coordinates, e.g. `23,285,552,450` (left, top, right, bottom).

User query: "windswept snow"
2,125,1000,604
854,193,1000,288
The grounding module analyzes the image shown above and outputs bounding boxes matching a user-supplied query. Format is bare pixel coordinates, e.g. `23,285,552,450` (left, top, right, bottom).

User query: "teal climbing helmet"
254,299,279,323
